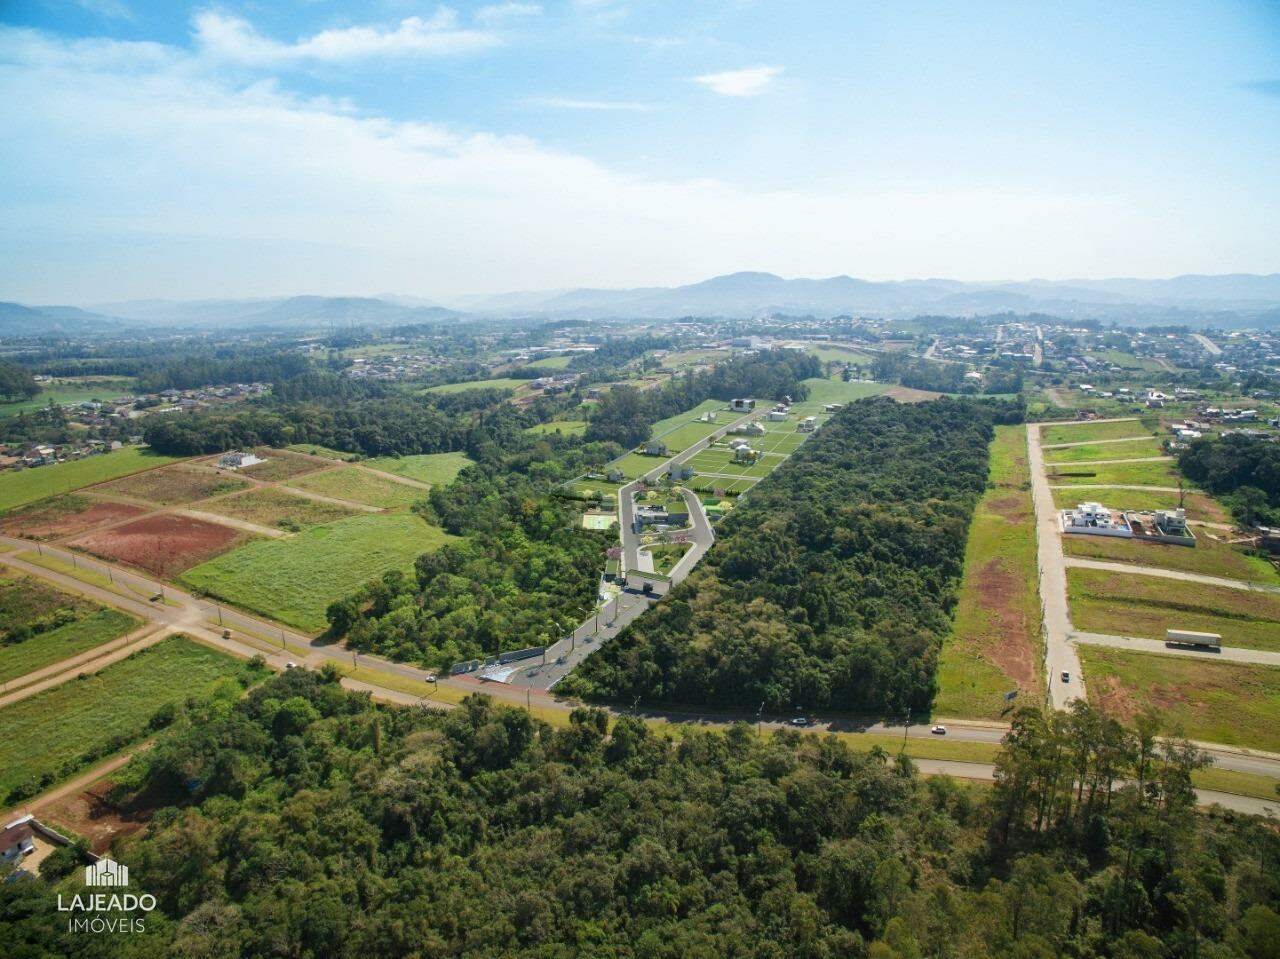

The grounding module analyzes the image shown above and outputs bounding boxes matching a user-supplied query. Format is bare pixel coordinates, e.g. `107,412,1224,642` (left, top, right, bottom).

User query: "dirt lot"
72,514,254,577
93,464,248,505
41,779,151,855
0,495,147,540
236,449,327,482
882,385,943,403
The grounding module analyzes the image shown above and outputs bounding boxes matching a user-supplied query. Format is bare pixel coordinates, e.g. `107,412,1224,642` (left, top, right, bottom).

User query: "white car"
425,674,438,684
791,717,810,727
930,725,947,736
285,661,297,670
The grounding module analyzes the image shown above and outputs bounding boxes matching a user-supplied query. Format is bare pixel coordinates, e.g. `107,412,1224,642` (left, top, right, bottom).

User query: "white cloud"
76,0,134,21
530,97,653,111
692,65,781,97
192,8,499,65
476,3,542,24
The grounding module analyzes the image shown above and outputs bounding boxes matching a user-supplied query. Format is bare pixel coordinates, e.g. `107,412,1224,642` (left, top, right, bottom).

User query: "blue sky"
0,0,1277,303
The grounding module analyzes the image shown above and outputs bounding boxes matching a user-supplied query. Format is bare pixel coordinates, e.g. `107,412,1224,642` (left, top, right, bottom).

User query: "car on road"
1061,671,1070,683
790,717,809,727
931,725,947,735
424,674,437,684
285,661,297,670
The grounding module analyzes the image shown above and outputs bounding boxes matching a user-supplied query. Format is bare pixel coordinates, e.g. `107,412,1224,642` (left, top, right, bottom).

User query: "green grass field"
424,377,527,394
0,609,140,685
0,636,259,801
1067,567,1280,653
197,486,361,530
804,345,878,365
609,452,668,481
0,448,182,513
1052,487,1231,524
525,420,589,438
1079,646,1280,752
1062,531,1280,585
1044,438,1166,463
936,425,1043,719
687,448,780,479
363,451,475,485
798,377,889,406
286,467,423,509
180,512,458,632
1048,459,1185,487
284,444,360,462
1041,419,1157,445
0,377,136,419
524,355,572,370
647,400,726,437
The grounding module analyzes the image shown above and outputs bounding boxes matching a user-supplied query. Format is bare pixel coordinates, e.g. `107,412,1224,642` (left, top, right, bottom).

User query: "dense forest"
3,671,1276,958
870,352,1023,395
563,397,993,714
0,358,38,400
1178,434,1280,525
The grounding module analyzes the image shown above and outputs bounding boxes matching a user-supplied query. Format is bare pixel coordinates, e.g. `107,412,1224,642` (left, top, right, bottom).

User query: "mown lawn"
287,467,423,509
0,448,182,513
646,400,726,438
1044,438,1166,463
180,512,458,633
363,451,475,485
1067,567,1280,653
1052,487,1231,524
1062,531,1280,585
1079,646,1280,753
1041,419,1157,445
936,425,1043,719
0,636,259,801
1049,459,1185,487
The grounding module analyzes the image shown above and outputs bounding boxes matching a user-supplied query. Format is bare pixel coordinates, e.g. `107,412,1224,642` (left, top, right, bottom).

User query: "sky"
0,0,1278,305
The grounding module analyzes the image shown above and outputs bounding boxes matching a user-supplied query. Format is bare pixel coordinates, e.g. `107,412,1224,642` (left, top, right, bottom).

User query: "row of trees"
1178,434,1280,525
0,359,38,400
563,397,994,714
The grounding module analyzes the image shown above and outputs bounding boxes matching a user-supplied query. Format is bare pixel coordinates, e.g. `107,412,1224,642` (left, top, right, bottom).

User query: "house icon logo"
84,858,129,887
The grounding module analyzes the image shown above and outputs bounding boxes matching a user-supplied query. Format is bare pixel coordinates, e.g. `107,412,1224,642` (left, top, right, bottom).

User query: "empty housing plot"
1062,531,1280,585
0,448,182,513
93,463,249,505
1067,566,1280,653
71,513,257,578
1048,459,1185,487
234,449,328,482
0,494,148,540
363,451,475,486
687,448,781,479
197,486,362,530
1044,438,1166,463
287,467,424,509
1041,419,1156,445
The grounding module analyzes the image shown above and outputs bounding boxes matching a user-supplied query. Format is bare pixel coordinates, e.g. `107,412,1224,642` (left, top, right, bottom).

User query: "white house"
1060,501,1133,538
217,451,265,470
730,398,756,413
799,416,817,432
767,409,788,422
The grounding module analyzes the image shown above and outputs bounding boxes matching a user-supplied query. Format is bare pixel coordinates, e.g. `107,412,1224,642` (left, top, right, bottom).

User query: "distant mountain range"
2,273,1280,335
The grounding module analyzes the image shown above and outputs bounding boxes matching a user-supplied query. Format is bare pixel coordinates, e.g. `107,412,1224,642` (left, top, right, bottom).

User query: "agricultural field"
0,376,136,418
0,448,182,513
1062,531,1280,585
936,425,1043,719
93,463,249,505
0,494,147,540
363,451,474,485
525,420,588,438
1048,459,1185,487
1043,438,1166,463
0,636,260,803
196,486,361,530
71,513,256,577
287,466,422,509
1051,487,1231,524
1079,646,1280,753
1041,418,1158,445
236,449,327,482
180,511,457,632
1067,567,1280,653
425,377,527,395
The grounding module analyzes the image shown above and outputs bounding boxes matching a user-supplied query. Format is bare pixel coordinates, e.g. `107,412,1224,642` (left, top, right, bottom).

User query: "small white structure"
732,421,766,437
218,451,265,470
799,416,817,433
733,445,760,465
768,409,788,422
1060,501,1133,538
730,398,756,413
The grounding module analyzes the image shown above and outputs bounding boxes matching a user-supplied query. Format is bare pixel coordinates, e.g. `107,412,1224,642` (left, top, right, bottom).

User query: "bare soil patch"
41,780,151,855
94,464,248,505
0,495,147,540
973,559,1035,686
882,385,943,403
236,449,327,482
986,495,1030,523
72,513,253,577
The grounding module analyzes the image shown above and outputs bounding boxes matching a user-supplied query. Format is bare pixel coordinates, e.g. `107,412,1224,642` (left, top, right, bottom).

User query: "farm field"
1041,418,1158,445
0,377,136,418
363,451,474,485
1048,459,1185,487
180,511,457,633
936,425,1043,719
1043,438,1166,463
0,636,259,803
1051,487,1231,524
196,486,361,530
1079,646,1280,753
1067,567,1280,653
525,420,588,438
0,494,147,540
72,513,255,577
287,466,422,509
93,463,249,505
236,449,327,482
425,377,527,395
0,448,181,513
1062,530,1280,585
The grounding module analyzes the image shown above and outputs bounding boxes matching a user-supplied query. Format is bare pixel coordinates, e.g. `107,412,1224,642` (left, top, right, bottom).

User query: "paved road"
1027,422,1084,709
1063,557,1280,594
1072,631,1280,667
1192,333,1223,356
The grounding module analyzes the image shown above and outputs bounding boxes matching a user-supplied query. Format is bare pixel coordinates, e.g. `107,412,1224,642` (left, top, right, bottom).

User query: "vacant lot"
687,448,782,479
936,425,1043,719
0,449,182,513
525,355,572,370
72,514,255,577
0,575,138,684
1051,487,1231,524
1067,567,1280,652
1044,438,1166,463
180,512,457,632
287,467,422,509
363,451,475,486
1048,459,1185,487
94,463,249,505
685,474,757,494
1080,646,1280,752
425,377,527,395
1062,531,1279,585
0,608,140,685
799,377,889,406
525,420,588,438
0,636,257,802
197,486,360,530
284,444,360,462
0,494,147,540
236,449,327,482
1041,419,1158,445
